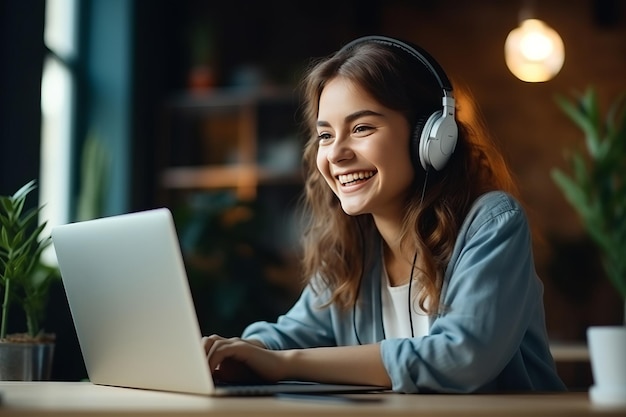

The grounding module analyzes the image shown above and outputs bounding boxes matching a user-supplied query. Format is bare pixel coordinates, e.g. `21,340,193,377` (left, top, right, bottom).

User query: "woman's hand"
202,334,289,384
203,335,391,388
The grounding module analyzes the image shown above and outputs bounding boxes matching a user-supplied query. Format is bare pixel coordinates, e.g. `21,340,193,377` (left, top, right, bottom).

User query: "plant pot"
0,341,55,381
587,326,626,408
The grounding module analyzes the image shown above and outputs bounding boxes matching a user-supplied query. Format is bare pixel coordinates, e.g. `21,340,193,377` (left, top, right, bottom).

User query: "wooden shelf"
161,165,302,199
549,341,590,362
158,87,300,201
164,87,295,111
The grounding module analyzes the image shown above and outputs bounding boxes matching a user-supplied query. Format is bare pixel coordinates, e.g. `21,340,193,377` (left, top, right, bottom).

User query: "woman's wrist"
243,338,267,349
278,349,300,380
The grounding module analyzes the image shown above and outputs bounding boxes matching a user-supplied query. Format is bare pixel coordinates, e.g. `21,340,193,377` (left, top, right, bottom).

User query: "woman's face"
316,76,415,221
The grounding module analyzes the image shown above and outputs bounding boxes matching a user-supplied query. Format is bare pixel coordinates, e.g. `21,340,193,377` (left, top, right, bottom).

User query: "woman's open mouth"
337,170,377,186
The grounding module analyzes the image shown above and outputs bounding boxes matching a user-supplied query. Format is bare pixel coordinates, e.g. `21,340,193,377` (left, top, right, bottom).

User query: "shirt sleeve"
241,281,338,350
381,196,541,393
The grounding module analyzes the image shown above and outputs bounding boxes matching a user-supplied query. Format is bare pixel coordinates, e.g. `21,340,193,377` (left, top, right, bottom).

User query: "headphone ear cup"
411,115,428,170
419,110,458,171
418,111,441,171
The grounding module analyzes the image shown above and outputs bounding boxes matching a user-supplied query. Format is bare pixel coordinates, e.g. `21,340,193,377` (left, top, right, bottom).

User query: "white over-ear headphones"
339,35,458,171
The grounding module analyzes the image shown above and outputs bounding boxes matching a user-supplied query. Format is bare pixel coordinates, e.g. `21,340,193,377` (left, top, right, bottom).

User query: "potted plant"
551,87,626,407
0,180,58,380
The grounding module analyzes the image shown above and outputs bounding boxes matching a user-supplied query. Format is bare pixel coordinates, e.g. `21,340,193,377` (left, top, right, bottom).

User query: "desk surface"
0,382,624,417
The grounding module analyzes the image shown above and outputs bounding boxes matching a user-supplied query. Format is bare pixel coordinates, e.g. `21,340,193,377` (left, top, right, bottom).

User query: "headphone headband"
338,35,458,171
339,35,453,94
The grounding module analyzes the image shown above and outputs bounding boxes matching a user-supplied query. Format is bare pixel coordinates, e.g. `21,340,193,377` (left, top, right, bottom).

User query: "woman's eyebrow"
317,109,384,127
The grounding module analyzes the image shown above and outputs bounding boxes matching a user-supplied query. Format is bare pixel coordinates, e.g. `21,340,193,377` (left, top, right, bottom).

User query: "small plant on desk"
0,180,58,343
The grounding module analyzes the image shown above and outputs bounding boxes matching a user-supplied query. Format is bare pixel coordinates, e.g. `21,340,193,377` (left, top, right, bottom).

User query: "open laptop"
52,208,384,396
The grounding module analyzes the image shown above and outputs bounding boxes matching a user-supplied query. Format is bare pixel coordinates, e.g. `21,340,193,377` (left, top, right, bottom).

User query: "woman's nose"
327,138,354,164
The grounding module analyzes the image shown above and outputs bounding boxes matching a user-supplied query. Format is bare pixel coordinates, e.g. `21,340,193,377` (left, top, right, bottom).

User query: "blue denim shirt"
242,191,566,393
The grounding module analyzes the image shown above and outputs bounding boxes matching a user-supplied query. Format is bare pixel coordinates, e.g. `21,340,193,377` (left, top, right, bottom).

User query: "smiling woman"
202,35,567,394
315,76,414,218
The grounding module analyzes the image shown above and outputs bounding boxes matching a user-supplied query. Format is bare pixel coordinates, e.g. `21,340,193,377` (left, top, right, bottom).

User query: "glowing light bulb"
505,19,565,82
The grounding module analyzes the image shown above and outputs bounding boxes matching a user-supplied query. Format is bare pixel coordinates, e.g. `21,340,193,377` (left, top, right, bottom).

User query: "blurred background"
1,0,624,388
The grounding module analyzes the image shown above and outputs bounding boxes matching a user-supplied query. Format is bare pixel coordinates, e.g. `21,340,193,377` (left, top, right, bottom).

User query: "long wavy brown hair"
297,39,519,314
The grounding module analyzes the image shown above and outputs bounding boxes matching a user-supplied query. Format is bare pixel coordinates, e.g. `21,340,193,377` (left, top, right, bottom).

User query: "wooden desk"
0,382,624,417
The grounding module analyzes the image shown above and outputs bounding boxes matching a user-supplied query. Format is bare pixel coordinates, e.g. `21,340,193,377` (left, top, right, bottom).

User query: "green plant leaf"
553,88,626,302
556,93,601,158
11,180,37,201
551,169,589,217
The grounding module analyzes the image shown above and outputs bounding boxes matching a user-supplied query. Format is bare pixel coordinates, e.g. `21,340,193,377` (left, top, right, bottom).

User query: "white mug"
587,326,626,407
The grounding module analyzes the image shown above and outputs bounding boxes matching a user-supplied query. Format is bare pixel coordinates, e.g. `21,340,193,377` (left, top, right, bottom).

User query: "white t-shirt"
381,265,429,339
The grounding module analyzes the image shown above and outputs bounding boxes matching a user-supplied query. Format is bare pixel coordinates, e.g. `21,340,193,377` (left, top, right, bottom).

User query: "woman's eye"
317,132,332,143
354,125,373,135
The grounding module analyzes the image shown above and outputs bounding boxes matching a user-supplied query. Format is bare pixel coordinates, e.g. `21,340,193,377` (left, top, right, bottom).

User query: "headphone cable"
353,219,365,345
407,251,418,339
353,168,430,343
409,167,430,338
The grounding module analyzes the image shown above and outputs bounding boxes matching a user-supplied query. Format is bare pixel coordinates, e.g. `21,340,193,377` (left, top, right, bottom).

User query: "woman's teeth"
338,171,375,185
